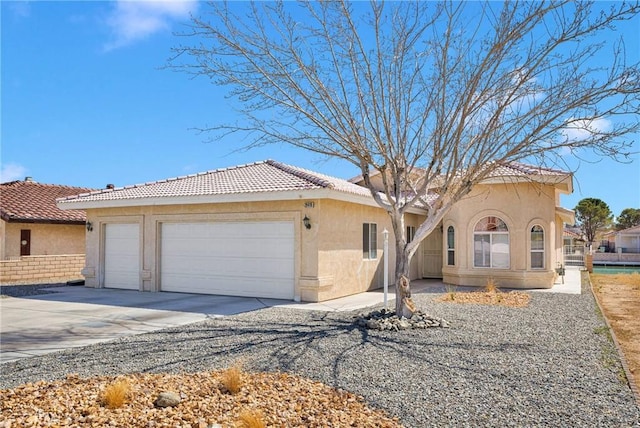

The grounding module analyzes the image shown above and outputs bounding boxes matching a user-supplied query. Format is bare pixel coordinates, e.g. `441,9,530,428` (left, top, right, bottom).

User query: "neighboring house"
0,178,93,259
57,159,574,302
0,178,94,285
563,227,584,248
612,225,640,253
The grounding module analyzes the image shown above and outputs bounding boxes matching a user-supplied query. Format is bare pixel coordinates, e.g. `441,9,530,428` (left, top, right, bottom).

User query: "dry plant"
236,409,266,428
444,284,457,301
221,362,244,395
100,379,130,409
484,278,499,293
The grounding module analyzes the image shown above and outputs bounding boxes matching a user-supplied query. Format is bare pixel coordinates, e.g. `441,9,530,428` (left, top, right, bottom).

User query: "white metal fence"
563,245,585,267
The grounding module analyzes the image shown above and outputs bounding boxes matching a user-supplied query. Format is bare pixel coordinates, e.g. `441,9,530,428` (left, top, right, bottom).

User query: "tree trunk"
394,244,416,317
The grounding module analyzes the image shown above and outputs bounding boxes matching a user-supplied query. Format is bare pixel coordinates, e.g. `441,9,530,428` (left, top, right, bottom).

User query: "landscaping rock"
354,309,450,330
154,391,181,408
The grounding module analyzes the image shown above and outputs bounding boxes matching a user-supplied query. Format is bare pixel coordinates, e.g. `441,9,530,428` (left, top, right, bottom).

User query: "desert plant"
100,379,130,409
484,278,499,294
444,284,457,301
221,363,243,395
236,409,266,428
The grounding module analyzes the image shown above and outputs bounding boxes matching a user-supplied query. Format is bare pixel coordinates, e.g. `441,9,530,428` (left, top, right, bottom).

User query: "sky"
2,1,639,218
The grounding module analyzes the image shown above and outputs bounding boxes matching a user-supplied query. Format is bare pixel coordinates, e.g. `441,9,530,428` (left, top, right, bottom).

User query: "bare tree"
169,1,640,315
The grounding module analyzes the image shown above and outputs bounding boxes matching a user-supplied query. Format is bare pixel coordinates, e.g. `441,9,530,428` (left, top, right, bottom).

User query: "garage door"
160,221,294,299
104,223,140,290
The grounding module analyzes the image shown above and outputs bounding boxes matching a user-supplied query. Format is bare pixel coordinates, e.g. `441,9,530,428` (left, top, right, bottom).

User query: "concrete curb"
588,273,640,409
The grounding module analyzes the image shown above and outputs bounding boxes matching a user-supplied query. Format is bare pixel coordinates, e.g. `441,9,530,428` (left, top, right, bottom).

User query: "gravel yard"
2,279,639,427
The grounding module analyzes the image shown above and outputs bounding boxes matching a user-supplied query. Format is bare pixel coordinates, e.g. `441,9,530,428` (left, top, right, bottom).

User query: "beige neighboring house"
0,178,94,284
57,160,574,302
611,225,640,253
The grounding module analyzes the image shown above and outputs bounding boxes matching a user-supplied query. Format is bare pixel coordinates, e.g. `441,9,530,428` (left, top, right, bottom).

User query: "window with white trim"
406,226,416,244
363,223,377,259
473,216,509,268
447,225,455,266
531,225,544,269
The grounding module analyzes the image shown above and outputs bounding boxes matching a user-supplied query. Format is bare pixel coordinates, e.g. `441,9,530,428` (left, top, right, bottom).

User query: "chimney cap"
24,176,34,182
106,184,115,189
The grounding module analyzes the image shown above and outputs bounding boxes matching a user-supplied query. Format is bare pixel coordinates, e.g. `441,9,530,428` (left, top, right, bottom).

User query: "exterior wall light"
303,215,311,230
86,221,93,232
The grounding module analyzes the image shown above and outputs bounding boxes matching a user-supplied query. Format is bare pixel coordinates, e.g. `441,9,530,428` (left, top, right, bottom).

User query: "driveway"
0,271,580,364
0,285,293,363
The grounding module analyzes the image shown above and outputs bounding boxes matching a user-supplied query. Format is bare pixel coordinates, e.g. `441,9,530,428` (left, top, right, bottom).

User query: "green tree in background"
575,198,613,244
616,208,640,230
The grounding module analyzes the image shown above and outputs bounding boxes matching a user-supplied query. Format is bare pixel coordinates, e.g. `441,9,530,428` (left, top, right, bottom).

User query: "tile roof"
58,160,372,205
486,161,570,178
1,179,94,224
617,225,640,234
349,161,570,184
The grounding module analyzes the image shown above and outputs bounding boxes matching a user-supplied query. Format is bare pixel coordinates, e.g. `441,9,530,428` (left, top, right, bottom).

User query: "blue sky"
2,1,638,218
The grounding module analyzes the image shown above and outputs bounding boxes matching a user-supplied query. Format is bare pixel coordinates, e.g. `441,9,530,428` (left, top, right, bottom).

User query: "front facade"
0,178,93,260
58,160,574,302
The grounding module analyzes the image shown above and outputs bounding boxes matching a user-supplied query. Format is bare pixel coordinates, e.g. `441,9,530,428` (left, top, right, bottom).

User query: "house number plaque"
304,201,315,208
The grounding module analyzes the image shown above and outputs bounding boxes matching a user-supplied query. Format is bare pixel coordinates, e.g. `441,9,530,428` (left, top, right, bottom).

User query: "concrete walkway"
0,269,581,363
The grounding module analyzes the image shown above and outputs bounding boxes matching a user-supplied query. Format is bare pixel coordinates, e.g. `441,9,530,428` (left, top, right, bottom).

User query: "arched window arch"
447,225,455,266
531,225,545,269
474,216,509,268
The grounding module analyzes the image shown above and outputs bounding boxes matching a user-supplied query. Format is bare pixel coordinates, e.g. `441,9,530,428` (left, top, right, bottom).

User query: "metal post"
383,228,389,311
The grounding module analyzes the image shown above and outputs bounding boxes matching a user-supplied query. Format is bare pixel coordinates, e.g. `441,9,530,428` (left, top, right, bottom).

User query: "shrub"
100,379,130,409
221,363,243,395
484,278,499,293
236,409,266,428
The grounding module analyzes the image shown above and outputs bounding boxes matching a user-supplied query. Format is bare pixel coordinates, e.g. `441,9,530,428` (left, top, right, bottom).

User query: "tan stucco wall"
82,199,425,302
442,182,561,289
1,221,86,259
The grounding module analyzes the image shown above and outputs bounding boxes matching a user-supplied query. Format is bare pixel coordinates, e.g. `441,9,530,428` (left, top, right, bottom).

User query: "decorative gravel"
0,283,70,298
2,278,639,427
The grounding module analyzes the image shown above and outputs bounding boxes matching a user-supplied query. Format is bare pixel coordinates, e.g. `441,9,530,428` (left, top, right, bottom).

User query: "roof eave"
57,188,428,215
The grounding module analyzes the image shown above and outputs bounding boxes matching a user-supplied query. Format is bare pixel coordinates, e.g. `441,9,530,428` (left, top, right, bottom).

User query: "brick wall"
0,254,85,285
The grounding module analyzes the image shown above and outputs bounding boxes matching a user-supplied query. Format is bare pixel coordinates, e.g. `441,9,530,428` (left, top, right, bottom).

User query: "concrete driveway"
0,272,580,364
0,286,293,364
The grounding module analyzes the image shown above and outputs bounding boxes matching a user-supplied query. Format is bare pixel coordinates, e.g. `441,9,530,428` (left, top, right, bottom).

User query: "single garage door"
104,223,140,290
160,221,295,299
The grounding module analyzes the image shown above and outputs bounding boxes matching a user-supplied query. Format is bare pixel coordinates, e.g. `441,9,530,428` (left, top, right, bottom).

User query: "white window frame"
473,217,510,269
363,223,377,260
447,225,455,266
530,225,545,269
406,225,416,244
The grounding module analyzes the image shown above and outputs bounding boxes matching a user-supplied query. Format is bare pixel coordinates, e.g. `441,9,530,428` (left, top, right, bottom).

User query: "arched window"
531,225,544,269
474,217,509,268
447,226,455,266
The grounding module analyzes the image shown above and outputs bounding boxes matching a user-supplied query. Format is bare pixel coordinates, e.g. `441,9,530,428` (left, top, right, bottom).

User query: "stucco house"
57,159,574,302
611,225,640,253
0,178,94,284
0,178,93,259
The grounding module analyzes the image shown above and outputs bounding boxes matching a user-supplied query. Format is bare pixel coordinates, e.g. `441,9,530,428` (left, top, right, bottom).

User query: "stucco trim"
57,188,428,216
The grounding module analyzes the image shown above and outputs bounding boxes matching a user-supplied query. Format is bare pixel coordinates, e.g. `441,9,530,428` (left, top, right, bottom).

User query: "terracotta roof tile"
1,180,94,223
58,160,371,205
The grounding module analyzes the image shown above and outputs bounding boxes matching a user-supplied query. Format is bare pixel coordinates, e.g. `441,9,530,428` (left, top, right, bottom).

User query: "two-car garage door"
160,221,294,299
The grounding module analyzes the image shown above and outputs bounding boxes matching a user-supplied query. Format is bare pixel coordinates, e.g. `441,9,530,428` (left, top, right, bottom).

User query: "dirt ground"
590,272,640,397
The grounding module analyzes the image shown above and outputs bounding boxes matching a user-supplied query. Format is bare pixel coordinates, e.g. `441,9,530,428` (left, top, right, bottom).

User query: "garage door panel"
160,221,294,299
104,223,140,290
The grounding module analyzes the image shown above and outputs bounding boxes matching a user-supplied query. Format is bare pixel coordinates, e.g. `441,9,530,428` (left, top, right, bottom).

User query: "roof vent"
106,184,115,189
24,176,34,182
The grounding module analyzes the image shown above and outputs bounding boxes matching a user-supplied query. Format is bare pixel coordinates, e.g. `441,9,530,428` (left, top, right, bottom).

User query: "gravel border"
0,283,71,298
1,276,639,427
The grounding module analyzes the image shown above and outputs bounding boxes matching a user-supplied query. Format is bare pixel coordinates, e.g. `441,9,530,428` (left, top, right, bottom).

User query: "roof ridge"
0,180,94,191
501,161,568,175
266,159,335,189
58,161,274,202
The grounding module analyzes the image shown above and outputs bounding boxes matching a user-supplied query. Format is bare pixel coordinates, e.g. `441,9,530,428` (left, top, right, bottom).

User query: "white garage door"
160,221,295,299
104,223,140,290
